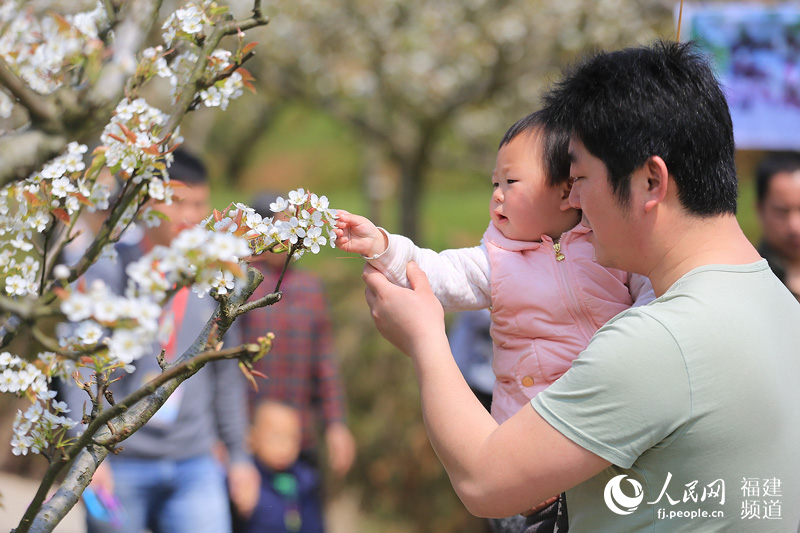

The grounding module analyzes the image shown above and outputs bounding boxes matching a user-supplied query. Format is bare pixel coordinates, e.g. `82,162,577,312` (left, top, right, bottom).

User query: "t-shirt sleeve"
531,309,691,469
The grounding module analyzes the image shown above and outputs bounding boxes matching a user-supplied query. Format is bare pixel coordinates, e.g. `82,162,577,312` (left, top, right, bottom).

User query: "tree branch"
0,57,59,126
85,0,162,109
0,131,67,189
16,267,266,533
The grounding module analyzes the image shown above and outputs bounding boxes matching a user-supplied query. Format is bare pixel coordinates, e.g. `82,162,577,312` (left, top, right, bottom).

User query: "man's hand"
334,210,388,258
228,462,261,519
325,422,356,477
363,261,445,357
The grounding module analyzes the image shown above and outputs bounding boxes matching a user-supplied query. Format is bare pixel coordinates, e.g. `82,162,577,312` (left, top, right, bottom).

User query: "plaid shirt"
239,260,347,452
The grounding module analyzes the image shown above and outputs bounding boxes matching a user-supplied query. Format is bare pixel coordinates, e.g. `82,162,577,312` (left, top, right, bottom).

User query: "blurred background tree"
210,0,675,242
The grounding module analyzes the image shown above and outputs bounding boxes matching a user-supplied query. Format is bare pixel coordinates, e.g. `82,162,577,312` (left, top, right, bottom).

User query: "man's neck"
645,214,762,296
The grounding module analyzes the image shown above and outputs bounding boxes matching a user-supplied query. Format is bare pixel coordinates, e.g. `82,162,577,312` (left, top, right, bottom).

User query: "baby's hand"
334,210,388,257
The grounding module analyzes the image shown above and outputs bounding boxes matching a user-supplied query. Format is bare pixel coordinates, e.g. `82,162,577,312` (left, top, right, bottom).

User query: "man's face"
567,137,634,270
152,181,211,243
758,171,800,262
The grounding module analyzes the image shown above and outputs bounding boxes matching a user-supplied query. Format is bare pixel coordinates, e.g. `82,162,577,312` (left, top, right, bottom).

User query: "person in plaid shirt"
233,193,355,532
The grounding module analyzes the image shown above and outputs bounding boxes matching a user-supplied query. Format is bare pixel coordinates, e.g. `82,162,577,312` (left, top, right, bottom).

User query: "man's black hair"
756,152,800,204
498,110,571,188
167,148,208,185
542,40,738,216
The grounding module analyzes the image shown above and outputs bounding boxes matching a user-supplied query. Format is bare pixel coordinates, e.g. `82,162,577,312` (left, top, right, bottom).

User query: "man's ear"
558,178,574,211
641,156,669,213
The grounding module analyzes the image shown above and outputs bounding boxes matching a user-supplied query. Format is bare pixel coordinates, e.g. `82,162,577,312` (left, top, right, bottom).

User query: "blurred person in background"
756,151,800,301
243,400,325,533
448,309,494,413
64,149,259,533
232,193,355,532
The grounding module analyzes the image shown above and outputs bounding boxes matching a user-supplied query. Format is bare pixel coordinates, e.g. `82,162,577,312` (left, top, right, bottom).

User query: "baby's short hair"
498,110,570,188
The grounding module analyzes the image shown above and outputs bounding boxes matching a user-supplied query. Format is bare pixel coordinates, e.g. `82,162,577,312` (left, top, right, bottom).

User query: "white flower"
288,188,307,206
61,292,94,322
76,320,103,345
279,217,306,245
270,197,289,213
173,226,208,253
50,176,75,198
211,270,235,295
108,329,147,364
11,433,33,456
134,298,161,332
5,275,27,296
100,243,118,263
0,369,20,393
243,211,262,229
309,194,329,211
53,264,70,280
26,210,50,232
148,179,166,200
177,6,205,34
204,233,250,262
65,195,80,214
9,237,33,251
140,207,163,228
302,226,327,254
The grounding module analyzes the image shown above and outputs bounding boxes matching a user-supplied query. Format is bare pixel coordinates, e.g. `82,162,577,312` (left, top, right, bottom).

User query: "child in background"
335,110,654,531
242,401,324,533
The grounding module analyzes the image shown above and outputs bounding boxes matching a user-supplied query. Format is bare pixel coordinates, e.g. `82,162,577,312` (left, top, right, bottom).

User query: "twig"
0,57,59,126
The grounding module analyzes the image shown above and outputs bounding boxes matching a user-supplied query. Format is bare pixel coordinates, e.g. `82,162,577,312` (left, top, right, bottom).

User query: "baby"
335,110,654,528
243,401,324,533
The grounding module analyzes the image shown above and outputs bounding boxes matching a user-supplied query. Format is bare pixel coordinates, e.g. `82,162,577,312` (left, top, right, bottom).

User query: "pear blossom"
5,275,27,296
76,321,103,345
303,226,327,254
61,292,95,322
211,270,235,295
270,197,289,213
288,189,308,206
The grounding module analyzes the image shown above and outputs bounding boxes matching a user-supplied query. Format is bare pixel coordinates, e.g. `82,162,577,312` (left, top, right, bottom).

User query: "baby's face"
490,132,577,242
250,402,302,471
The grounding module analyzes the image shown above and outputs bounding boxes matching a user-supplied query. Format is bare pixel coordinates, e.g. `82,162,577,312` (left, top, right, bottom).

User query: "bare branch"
0,57,59,126
85,0,163,108
0,131,67,189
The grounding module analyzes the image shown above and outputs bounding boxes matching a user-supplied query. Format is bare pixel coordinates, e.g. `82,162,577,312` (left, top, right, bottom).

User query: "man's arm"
363,262,609,517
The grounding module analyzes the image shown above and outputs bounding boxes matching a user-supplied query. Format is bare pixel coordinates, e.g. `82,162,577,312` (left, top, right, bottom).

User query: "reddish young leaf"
52,208,71,224
241,42,258,56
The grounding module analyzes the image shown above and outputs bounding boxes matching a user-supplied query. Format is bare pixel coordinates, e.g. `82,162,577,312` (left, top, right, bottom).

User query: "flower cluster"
0,2,108,95
0,0,270,468
100,97,176,179
0,142,108,297
59,280,163,370
198,50,246,110
161,2,216,48
125,226,251,300
1,352,78,456
204,188,339,260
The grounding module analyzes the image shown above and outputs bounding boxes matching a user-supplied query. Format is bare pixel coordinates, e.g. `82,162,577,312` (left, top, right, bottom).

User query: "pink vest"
484,222,634,422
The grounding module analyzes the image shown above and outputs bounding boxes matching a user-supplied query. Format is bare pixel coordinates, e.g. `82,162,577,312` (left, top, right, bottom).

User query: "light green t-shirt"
532,261,800,532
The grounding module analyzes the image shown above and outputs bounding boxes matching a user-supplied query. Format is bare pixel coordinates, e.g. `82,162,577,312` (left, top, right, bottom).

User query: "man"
361,41,800,531
756,151,800,300
65,150,258,533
